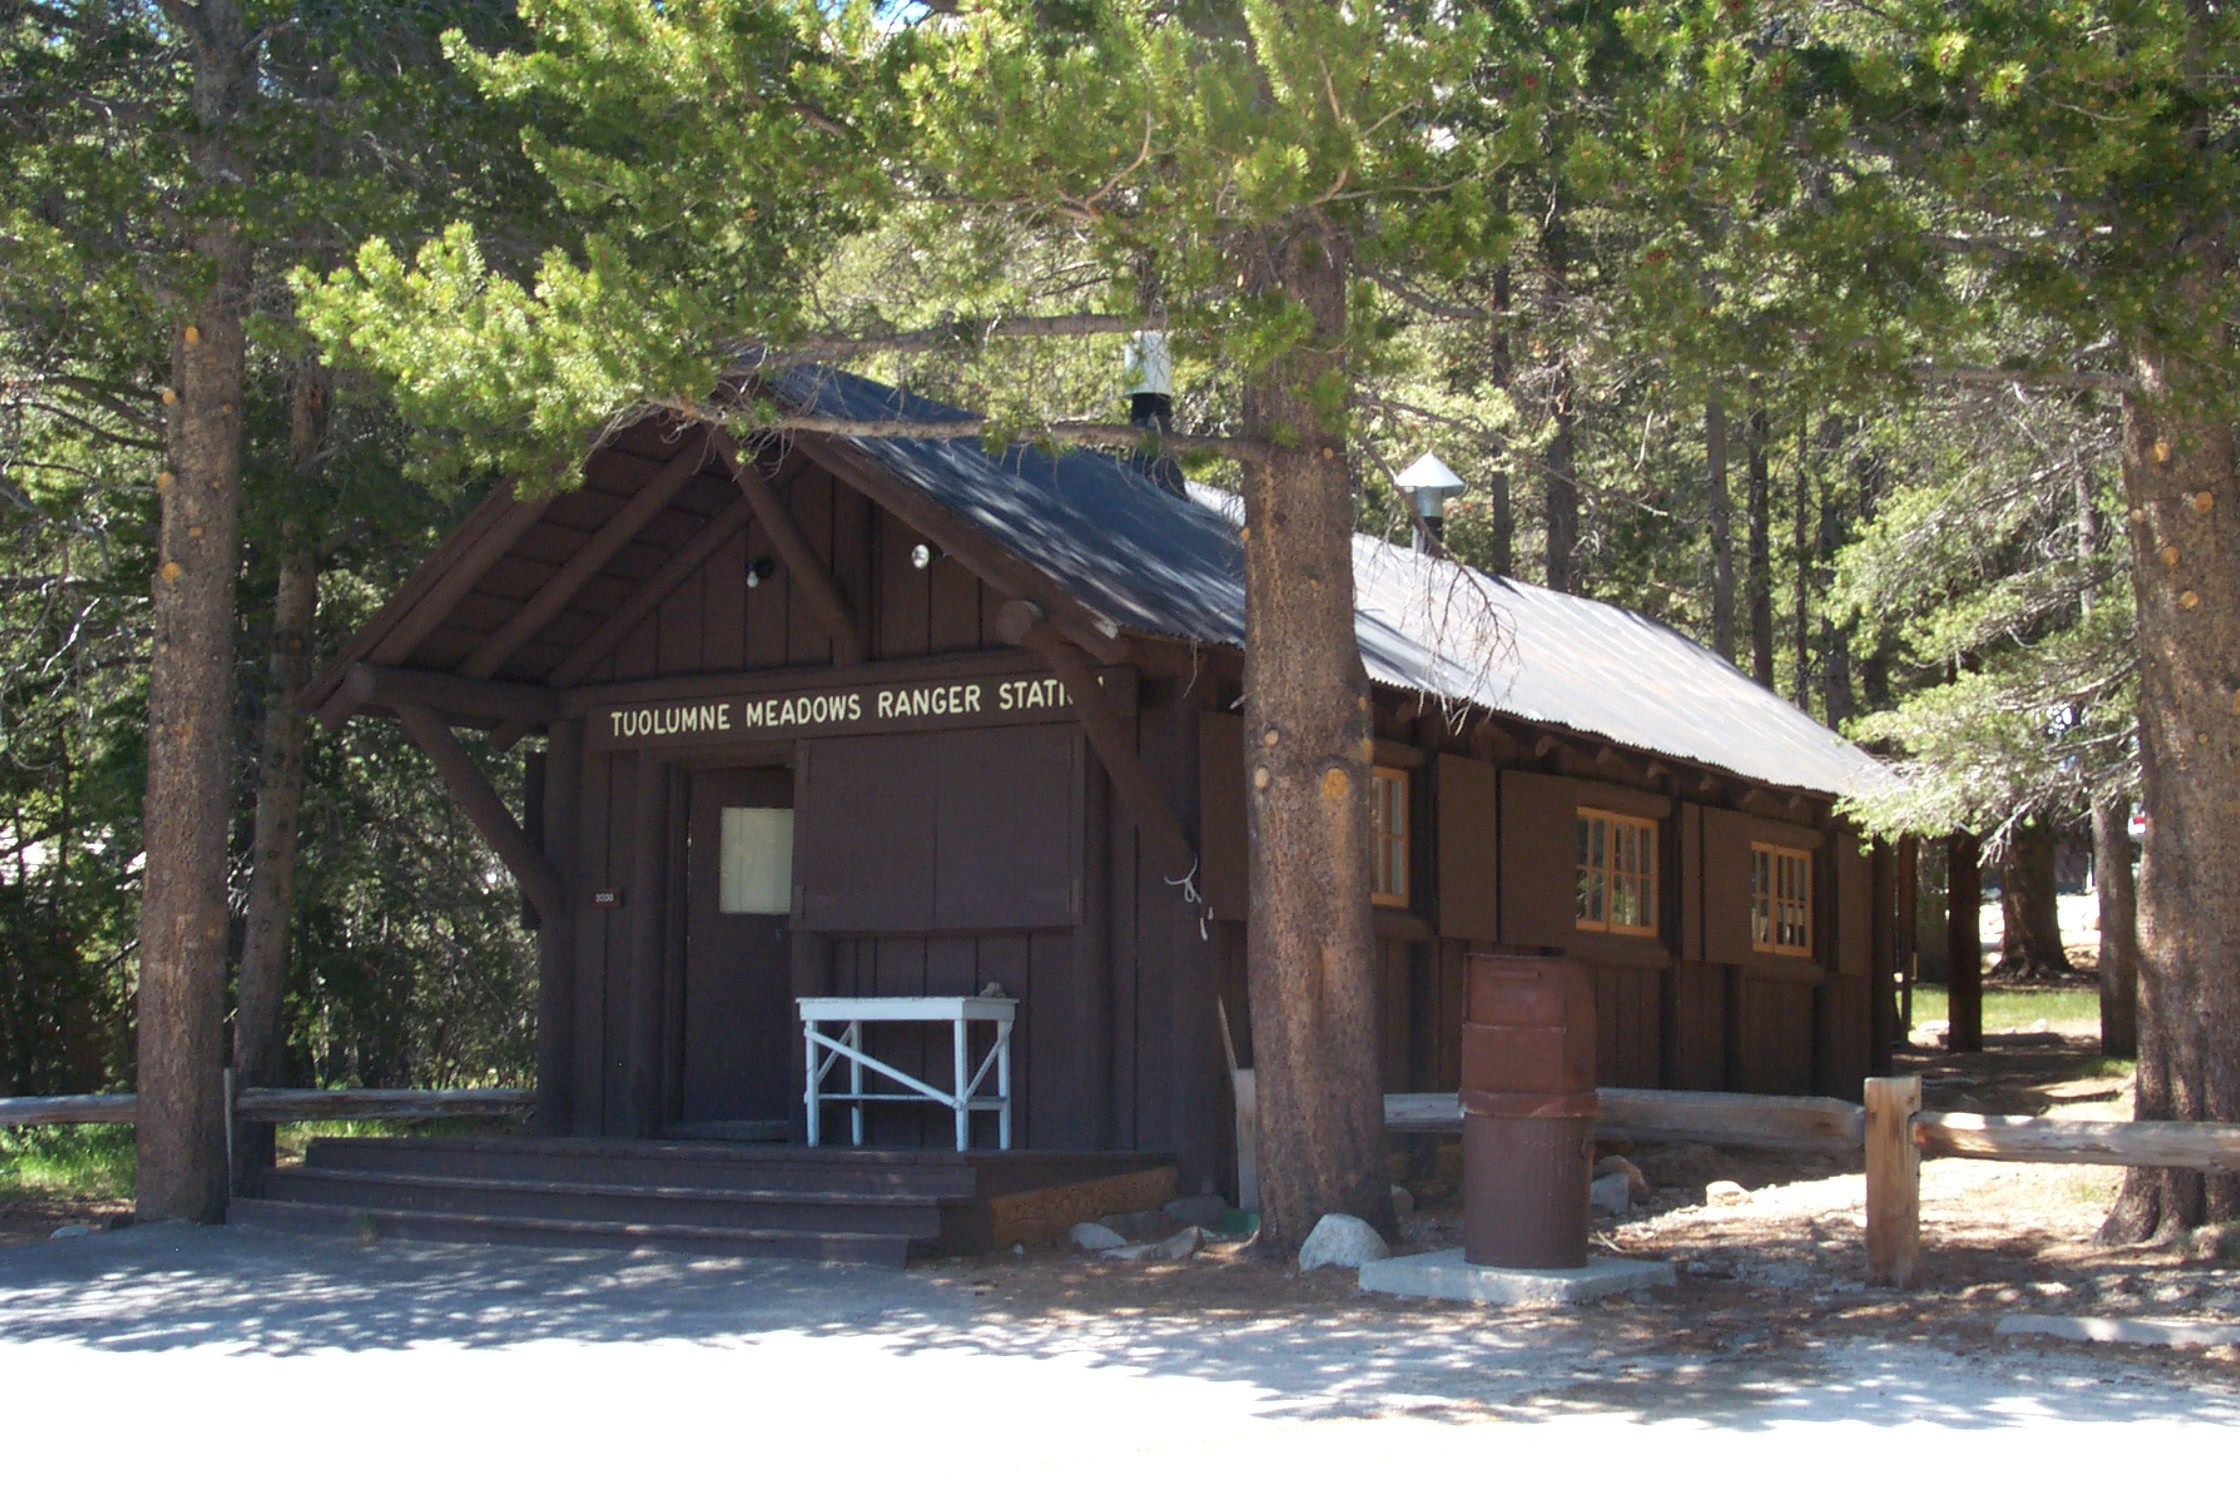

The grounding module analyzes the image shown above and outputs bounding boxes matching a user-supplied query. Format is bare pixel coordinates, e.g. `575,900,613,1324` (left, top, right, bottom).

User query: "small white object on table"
798,995,1017,1151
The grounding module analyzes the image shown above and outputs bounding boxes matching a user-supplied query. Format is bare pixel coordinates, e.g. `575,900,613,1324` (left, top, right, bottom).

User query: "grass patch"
1903,982,2101,1033
0,1124,136,1201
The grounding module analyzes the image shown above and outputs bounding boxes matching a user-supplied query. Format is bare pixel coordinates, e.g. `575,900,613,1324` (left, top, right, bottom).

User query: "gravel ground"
1,1218,2232,1492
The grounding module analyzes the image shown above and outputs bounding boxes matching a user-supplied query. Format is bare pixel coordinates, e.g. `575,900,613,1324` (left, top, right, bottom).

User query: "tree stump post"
1865,1074,1922,1287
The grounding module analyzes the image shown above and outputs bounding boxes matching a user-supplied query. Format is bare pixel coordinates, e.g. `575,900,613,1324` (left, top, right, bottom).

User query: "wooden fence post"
1865,1074,1922,1287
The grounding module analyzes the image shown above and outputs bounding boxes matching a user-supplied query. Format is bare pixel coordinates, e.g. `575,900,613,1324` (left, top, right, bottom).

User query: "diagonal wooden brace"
995,599,1198,888
710,429,867,666
395,704,566,923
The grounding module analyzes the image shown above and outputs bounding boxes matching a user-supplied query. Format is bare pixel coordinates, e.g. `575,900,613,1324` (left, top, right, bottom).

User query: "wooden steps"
230,1136,1174,1266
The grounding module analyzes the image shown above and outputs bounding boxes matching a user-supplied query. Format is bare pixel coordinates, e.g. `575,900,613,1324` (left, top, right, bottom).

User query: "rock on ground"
1594,1154,1652,1203
1298,1214,1389,1271
1589,1174,1631,1217
1099,1208,1187,1242
1162,1196,1231,1232
1705,1180,1752,1207
1101,1226,1202,1263
1068,1222,1128,1252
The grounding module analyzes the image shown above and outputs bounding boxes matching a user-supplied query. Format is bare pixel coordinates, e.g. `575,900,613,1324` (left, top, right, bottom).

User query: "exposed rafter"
709,429,867,667
459,445,711,680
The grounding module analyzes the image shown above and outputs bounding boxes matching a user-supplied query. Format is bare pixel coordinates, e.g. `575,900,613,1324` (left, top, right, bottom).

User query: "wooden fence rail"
0,1087,534,1130
1388,1081,2240,1289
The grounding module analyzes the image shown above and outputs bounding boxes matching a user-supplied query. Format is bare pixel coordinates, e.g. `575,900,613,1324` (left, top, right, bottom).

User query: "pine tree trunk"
2101,339,2240,1241
1706,398,1735,661
1791,414,1812,708
1946,831,1983,1053
1239,230,1390,1252
231,530,318,1197
1543,371,1577,592
2091,795,2139,1060
1819,418,1855,728
1745,407,1774,687
1540,206,1576,593
1992,821,2074,980
1488,263,1514,577
136,1,254,1225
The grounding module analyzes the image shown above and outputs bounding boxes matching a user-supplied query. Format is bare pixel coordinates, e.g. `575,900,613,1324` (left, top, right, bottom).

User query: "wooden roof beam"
459,446,710,680
997,600,1197,886
317,663,561,736
481,488,762,752
370,480,553,668
395,703,564,922
710,430,866,667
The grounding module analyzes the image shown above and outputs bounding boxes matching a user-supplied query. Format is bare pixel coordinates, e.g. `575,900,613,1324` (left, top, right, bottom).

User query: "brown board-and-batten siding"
539,433,1229,1188
1201,712,1879,1102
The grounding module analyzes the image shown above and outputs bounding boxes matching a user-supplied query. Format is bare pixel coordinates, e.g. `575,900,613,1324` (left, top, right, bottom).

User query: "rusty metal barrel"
1460,952,1597,1269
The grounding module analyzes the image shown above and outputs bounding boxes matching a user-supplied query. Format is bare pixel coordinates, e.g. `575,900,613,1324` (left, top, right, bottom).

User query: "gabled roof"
791,368,1888,798
314,364,1887,799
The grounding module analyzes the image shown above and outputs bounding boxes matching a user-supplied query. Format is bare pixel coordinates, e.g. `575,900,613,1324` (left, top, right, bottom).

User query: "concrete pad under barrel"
1359,1248,1674,1307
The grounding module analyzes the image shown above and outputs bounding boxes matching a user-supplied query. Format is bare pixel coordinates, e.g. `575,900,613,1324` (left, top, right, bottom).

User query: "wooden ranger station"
256,367,1900,1263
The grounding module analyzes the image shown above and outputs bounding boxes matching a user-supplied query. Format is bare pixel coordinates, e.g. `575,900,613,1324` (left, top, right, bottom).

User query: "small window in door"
719,807,794,915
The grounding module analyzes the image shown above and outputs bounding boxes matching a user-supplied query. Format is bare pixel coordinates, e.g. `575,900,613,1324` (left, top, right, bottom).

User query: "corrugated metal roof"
787,367,1889,798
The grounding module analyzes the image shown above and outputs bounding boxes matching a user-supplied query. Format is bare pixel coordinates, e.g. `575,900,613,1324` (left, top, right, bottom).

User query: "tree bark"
1706,398,1735,662
1543,370,1577,592
1540,205,1577,593
1819,418,1856,728
1992,821,2076,980
1946,831,1983,1053
1745,406,1775,687
2101,341,2240,1241
136,0,255,1225
1238,230,1390,1252
2090,795,2139,1060
1487,262,1513,577
1792,413,1813,708
230,528,318,1197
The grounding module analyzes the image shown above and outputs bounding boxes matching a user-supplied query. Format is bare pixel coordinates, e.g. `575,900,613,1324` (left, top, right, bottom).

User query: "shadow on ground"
1,1224,2229,1434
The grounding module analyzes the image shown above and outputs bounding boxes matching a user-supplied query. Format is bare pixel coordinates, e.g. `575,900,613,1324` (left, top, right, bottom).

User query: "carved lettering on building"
586,668,1122,750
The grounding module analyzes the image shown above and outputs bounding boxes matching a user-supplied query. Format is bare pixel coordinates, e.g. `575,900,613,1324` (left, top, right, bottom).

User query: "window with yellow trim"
1370,766,1409,907
1751,843,1813,956
1576,809,1657,935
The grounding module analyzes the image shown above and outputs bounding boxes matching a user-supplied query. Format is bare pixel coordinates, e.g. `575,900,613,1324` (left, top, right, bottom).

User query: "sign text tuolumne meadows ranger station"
586,666,1137,750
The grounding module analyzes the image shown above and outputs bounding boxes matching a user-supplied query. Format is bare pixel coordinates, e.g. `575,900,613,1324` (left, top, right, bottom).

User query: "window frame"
1370,765,1410,908
1575,807,1659,938
1750,842,1814,957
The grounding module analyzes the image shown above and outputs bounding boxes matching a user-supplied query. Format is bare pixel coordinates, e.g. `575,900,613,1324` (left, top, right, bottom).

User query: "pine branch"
1910,364,2137,394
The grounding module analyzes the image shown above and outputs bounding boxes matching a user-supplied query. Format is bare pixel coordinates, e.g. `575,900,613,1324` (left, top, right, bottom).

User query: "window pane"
719,807,794,915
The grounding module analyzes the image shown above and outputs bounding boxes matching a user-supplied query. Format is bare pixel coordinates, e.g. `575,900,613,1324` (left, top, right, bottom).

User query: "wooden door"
681,765,795,1127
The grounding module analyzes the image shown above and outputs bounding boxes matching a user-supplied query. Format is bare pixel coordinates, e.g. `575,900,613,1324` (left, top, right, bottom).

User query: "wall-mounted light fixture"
745,555,776,589
910,542,941,570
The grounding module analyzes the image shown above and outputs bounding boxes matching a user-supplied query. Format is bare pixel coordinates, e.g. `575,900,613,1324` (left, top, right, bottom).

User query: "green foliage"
0,2,556,1100
1838,388,2135,840
0,1124,136,1201
298,0,1528,471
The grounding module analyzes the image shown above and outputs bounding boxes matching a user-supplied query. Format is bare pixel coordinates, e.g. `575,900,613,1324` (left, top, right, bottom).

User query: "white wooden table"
798,996,1017,1151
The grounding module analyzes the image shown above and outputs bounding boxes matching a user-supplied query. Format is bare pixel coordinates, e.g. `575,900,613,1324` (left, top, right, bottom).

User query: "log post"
536,719,582,1135
1865,1074,1922,1287
1869,837,1898,1075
